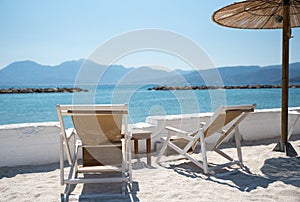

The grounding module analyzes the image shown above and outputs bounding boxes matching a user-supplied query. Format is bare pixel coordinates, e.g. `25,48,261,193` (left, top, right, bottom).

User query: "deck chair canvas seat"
156,104,256,174
56,104,132,198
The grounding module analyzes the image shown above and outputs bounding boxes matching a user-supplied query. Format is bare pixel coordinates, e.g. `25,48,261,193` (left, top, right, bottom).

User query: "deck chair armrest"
165,126,190,135
165,126,195,141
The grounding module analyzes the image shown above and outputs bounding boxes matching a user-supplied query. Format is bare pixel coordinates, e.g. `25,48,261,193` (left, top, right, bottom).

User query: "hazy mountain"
156,63,300,86
233,63,300,85
0,60,82,86
0,60,300,87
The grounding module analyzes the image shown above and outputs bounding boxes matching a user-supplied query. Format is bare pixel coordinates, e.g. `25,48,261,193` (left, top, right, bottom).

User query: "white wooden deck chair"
56,104,132,199
156,104,256,174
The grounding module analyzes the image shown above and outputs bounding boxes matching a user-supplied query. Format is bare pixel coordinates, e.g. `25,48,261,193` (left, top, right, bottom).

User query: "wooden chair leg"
234,127,243,163
156,134,172,163
200,131,208,174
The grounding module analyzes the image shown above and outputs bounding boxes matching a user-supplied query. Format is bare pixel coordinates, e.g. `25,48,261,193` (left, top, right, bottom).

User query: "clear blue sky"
1,0,299,70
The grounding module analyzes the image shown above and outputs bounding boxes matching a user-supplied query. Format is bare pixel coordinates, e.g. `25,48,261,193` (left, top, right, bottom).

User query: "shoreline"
0,87,88,94
148,84,300,91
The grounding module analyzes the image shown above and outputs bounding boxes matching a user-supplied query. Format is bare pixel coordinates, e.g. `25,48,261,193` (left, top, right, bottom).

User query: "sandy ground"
1,135,300,202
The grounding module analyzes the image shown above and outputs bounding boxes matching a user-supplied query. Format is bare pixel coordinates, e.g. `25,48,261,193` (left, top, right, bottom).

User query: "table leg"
134,139,139,159
146,138,151,166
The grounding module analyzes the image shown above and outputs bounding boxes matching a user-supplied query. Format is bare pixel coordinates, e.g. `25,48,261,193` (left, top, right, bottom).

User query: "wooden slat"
65,177,128,184
59,104,128,115
77,165,123,173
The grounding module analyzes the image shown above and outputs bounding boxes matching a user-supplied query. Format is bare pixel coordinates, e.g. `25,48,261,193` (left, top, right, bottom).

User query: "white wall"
1,108,300,167
141,108,300,148
0,122,61,167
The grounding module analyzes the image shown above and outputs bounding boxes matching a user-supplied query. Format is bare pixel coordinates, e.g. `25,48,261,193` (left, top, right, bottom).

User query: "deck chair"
156,104,256,174
56,104,132,198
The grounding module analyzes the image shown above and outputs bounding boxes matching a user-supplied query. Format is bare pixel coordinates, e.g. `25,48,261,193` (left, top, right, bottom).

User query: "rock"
0,87,88,94
148,85,300,91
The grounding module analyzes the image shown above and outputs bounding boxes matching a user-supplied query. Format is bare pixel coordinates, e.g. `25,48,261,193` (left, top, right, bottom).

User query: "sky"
1,0,300,70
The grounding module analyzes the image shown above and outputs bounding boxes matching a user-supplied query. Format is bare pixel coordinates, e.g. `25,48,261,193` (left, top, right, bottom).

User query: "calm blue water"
1,85,300,126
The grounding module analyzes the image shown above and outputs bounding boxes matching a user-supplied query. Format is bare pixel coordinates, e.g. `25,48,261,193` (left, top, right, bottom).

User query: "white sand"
1,135,300,202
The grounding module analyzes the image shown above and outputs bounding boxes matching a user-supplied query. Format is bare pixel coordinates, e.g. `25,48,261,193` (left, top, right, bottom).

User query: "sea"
1,85,300,127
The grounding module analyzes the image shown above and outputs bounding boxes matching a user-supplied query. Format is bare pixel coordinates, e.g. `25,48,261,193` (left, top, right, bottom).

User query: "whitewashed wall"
0,108,300,167
0,122,61,167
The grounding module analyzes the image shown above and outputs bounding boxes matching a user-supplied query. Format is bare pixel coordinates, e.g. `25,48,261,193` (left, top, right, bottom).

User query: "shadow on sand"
168,161,274,192
62,172,140,202
163,134,300,192
75,181,140,202
0,162,60,179
169,162,275,192
132,159,156,170
260,156,300,188
167,155,300,192
206,169,274,192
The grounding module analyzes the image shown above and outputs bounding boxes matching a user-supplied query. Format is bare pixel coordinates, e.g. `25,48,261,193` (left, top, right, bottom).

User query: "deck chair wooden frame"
156,104,256,174
57,104,132,199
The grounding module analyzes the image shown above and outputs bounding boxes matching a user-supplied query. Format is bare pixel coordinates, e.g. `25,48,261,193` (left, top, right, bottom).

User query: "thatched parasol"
212,0,300,157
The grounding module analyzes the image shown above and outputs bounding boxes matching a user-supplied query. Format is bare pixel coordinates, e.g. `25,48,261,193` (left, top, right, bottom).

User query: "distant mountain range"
0,59,300,87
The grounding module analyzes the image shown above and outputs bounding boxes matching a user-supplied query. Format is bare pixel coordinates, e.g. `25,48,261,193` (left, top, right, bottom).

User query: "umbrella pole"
273,0,297,157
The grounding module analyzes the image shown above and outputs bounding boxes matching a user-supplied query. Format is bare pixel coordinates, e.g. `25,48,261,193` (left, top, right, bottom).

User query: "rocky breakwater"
148,84,300,91
0,87,88,94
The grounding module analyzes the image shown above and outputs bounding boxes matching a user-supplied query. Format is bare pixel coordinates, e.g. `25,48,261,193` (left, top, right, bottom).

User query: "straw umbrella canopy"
212,0,300,156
